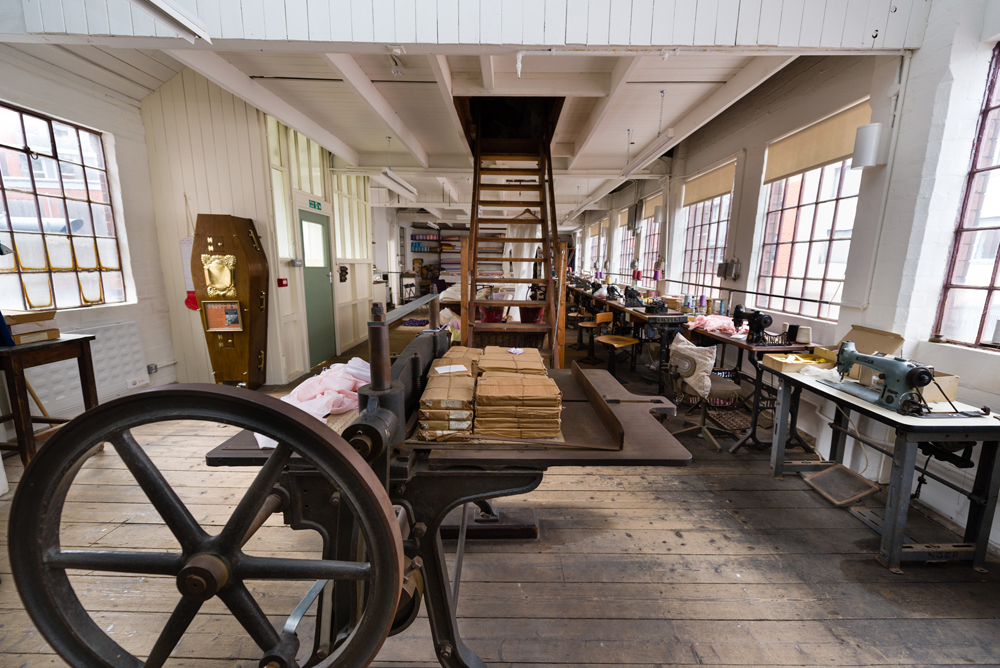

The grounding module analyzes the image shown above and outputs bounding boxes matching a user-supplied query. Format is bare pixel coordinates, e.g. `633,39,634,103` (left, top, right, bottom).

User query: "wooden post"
555,241,568,369
460,237,470,346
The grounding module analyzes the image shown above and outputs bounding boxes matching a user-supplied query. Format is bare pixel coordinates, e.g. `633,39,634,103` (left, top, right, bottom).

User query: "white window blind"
764,102,872,184
682,161,736,207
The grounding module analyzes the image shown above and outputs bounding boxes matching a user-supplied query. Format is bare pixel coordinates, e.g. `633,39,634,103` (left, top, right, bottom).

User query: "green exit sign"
309,200,321,210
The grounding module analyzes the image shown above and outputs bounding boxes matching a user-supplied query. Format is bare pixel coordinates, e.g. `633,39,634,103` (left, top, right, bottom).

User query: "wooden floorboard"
1,327,998,666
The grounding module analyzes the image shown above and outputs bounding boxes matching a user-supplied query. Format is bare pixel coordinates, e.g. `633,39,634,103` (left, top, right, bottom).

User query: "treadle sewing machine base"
206,359,690,668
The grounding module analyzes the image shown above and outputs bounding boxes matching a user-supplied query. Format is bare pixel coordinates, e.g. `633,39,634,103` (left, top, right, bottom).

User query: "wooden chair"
595,332,639,383
577,311,612,365
667,350,743,451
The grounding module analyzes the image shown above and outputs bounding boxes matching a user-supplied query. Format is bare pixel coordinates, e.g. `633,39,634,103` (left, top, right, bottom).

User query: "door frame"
292,191,335,368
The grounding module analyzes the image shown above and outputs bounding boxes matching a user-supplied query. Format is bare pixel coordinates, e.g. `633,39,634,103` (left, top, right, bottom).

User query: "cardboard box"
3,310,55,326
920,371,960,403
419,409,473,421
443,346,483,362
420,376,475,410
12,328,60,345
9,320,56,335
475,405,562,419
813,325,904,380
428,357,476,378
419,419,473,431
475,376,562,407
762,353,836,374
477,352,547,376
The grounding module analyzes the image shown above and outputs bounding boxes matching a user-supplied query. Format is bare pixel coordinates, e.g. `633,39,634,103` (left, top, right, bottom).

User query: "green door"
300,210,336,367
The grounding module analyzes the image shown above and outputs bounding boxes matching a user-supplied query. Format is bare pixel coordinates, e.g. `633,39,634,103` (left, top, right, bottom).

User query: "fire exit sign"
309,200,322,210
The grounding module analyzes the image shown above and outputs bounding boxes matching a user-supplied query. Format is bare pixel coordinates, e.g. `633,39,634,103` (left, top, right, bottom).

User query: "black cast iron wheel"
8,384,404,668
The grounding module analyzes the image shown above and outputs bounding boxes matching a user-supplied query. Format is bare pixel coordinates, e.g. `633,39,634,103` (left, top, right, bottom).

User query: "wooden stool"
595,334,639,383
577,312,612,365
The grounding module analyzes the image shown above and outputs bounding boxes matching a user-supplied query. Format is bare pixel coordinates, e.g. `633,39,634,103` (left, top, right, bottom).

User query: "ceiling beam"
427,55,473,162
452,72,609,97
623,56,797,177
165,49,359,164
569,56,642,170
322,53,429,168
480,55,495,90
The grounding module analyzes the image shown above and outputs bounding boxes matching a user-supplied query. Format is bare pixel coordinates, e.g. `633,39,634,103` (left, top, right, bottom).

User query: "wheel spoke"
238,555,370,581
218,581,281,651
45,549,184,576
217,443,292,550
143,596,202,668
111,430,207,551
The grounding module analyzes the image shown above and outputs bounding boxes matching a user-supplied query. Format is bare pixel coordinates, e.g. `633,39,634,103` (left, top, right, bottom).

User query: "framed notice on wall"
203,301,244,332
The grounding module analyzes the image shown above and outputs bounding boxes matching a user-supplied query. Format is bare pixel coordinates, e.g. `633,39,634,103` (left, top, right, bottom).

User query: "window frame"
614,210,636,280
680,192,732,299
754,158,858,321
639,211,661,289
933,43,1000,347
0,100,126,311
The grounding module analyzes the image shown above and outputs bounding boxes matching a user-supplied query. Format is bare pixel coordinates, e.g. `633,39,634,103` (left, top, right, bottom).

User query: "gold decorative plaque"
201,254,238,298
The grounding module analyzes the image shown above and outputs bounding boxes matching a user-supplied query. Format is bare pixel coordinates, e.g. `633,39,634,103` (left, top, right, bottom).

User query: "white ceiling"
5,42,772,229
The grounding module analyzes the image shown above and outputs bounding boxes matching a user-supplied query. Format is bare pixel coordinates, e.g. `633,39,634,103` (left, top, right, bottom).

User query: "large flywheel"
8,384,404,668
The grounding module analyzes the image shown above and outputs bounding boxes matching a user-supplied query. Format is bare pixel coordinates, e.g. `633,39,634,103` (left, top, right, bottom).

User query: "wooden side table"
0,334,98,464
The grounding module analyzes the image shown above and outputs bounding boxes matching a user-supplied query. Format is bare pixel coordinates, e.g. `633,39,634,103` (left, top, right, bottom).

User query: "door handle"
328,271,333,284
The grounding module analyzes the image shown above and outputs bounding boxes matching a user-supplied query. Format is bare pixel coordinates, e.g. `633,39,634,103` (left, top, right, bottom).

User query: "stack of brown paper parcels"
418,371,476,441
477,346,547,376
474,375,562,438
442,345,483,371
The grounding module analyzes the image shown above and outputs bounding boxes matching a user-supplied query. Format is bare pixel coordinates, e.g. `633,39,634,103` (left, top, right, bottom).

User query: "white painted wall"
0,48,177,379
141,68,286,385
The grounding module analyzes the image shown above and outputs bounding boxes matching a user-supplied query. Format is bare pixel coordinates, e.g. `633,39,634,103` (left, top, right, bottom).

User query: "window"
0,102,125,311
639,194,662,289
755,159,860,321
331,174,370,260
681,193,731,298
614,210,635,280
587,224,599,273
935,44,1000,346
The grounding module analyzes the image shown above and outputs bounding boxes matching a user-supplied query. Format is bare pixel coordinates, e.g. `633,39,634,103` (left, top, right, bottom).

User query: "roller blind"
682,161,736,207
643,194,662,219
764,101,872,184
589,223,599,237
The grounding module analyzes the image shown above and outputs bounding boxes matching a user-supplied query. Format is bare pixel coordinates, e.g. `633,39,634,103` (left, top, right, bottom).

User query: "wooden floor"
2,325,1000,667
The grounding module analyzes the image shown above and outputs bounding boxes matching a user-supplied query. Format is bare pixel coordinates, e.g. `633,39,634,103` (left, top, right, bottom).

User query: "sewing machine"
624,286,644,308
590,281,602,294
818,341,935,415
605,285,622,301
732,304,774,344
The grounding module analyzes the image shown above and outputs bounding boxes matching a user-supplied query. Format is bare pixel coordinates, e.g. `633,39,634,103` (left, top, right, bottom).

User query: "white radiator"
22,320,148,419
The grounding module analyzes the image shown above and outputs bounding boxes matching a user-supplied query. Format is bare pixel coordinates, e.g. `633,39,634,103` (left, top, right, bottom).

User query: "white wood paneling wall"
16,0,930,49
141,69,287,384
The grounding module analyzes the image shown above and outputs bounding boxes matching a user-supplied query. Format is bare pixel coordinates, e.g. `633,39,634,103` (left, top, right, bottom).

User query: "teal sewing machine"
818,341,935,416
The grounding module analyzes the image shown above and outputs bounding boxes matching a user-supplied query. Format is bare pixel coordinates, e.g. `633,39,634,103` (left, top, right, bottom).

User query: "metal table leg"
965,441,1000,571
769,379,792,477
395,468,544,668
729,353,767,452
878,433,920,573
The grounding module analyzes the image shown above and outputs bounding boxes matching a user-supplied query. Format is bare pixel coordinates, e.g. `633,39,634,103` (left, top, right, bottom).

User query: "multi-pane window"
755,159,859,321
681,193,731,298
587,232,598,273
935,44,1000,346
615,220,635,280
639,215,660,289
0,103,125,311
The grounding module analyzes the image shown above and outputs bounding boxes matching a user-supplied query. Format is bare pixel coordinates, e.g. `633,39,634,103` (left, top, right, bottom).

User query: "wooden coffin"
191,214,270,389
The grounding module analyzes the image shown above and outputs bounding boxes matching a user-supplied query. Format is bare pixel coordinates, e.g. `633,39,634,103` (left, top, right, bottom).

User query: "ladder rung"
474,277,547,284
476,237,543,242
480,154,539,162
478,201,542,208
479,184,543,191
471,322,552,332
480,168,542,176
474,300,548,307
476,218,543,223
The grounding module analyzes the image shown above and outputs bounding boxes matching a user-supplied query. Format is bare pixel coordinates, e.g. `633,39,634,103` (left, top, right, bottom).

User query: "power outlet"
127,376,149,390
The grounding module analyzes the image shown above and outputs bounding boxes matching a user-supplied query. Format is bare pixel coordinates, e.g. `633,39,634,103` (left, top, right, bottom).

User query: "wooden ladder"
464,137,563,365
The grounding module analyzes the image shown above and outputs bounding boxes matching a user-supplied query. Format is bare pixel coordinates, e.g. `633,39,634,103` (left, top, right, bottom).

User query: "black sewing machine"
590,281,602,294
732,304,778,345
624,286,644,308
606,285,622,301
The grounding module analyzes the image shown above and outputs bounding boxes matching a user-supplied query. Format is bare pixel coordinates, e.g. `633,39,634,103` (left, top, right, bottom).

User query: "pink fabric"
255,358,371,448
688,314,745,335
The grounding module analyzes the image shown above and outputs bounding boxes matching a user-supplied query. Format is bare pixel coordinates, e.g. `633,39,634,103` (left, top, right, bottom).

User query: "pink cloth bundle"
688,314,745,335
255,357,371,448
